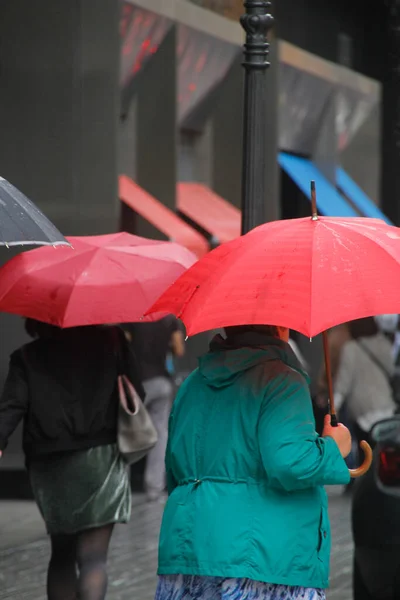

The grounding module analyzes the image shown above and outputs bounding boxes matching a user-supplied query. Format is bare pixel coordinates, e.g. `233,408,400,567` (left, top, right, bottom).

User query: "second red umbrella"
147,215,400,338
0,232,196,327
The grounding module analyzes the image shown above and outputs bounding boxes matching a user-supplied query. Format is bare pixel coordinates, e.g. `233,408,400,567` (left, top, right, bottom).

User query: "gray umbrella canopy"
0,177,69,247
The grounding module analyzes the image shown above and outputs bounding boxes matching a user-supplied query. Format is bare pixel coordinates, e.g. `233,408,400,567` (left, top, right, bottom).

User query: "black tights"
47,524,114,600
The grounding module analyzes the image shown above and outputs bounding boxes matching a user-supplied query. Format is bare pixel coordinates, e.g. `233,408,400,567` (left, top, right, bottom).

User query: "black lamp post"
240,0,274,235
382,0,400,225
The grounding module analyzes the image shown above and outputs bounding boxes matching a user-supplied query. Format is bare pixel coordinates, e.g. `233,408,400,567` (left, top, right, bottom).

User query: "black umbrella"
0,177,69,248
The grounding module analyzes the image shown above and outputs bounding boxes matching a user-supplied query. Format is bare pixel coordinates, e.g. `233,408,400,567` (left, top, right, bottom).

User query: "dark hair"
348,317,378,340
25,318,37,339
24,318,60,339
224,324,279,338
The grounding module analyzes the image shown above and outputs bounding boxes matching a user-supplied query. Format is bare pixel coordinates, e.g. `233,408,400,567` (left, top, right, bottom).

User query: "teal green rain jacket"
158,334,350,589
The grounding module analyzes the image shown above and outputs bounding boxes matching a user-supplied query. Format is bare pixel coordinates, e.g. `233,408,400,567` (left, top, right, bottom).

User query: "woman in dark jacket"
0,319,144,600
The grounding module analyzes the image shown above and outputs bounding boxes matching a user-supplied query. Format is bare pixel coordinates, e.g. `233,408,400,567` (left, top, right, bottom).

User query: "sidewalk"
0,501,45,550
0,488,353,600
328,487,353,600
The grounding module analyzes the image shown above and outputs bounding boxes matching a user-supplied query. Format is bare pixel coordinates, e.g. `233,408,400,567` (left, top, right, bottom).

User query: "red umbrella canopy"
146,216,400,338
0,232,196,327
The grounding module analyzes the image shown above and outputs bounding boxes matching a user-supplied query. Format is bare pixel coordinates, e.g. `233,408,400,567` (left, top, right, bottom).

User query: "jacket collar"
209,332,310,383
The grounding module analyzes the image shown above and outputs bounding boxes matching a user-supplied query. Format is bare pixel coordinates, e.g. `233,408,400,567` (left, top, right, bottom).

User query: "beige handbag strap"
118,375,140,415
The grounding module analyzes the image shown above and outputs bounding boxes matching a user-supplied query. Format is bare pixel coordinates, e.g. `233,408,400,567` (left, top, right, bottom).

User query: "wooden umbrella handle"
348,441,373,478
322,330,372,478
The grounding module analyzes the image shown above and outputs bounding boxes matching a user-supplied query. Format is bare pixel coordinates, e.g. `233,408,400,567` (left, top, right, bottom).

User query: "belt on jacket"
177,476,258,487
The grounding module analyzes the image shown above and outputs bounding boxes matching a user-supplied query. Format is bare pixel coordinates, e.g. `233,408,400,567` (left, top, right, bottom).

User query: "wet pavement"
0,488,353,600
328,487,353,600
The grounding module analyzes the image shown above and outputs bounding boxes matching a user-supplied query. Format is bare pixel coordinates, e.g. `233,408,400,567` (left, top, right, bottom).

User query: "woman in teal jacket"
155,325,351,600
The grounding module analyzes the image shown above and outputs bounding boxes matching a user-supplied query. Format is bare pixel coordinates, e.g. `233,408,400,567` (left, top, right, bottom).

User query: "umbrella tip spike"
310,180,318,221
185,335,188,342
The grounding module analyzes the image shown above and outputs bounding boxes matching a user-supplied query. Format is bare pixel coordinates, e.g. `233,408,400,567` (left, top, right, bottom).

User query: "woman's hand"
322,414,352,458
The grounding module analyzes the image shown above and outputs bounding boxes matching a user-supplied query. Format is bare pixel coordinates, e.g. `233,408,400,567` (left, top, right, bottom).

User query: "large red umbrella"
0,232,196,327
147,209,400,479
147,215,400,338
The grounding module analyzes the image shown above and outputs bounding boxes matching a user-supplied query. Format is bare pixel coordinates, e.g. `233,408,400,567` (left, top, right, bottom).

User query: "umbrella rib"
53,248,107,326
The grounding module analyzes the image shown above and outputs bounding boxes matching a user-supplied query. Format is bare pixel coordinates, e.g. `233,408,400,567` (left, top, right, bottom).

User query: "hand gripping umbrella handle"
322,331,373,479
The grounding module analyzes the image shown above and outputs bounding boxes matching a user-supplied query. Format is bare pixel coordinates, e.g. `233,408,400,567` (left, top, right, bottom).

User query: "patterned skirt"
155,575,326,600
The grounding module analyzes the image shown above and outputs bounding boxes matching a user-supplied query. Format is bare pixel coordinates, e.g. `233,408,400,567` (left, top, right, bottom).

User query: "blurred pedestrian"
393,316,400,362
374,314,399,346
375,314,400,410
155,324,351,600
0,318,144,600
334,316,396,449
122,315,185,502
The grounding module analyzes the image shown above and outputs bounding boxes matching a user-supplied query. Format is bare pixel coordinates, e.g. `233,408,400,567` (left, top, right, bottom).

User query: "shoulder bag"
112,327,158,465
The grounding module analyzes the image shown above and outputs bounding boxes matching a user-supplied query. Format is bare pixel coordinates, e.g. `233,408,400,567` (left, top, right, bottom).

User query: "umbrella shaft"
322,330,338,426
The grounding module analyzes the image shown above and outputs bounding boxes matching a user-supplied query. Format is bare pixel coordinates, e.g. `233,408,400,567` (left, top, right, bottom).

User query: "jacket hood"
198,332,309,389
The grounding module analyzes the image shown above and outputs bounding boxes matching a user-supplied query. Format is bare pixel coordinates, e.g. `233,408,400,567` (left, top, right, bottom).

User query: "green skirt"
29,444,131,535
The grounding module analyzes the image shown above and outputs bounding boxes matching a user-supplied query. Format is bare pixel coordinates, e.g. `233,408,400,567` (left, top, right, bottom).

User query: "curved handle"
349,440,373,478
320,330,373,480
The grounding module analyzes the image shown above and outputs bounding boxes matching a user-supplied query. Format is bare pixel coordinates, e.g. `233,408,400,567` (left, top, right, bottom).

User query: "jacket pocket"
317,495,330,565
